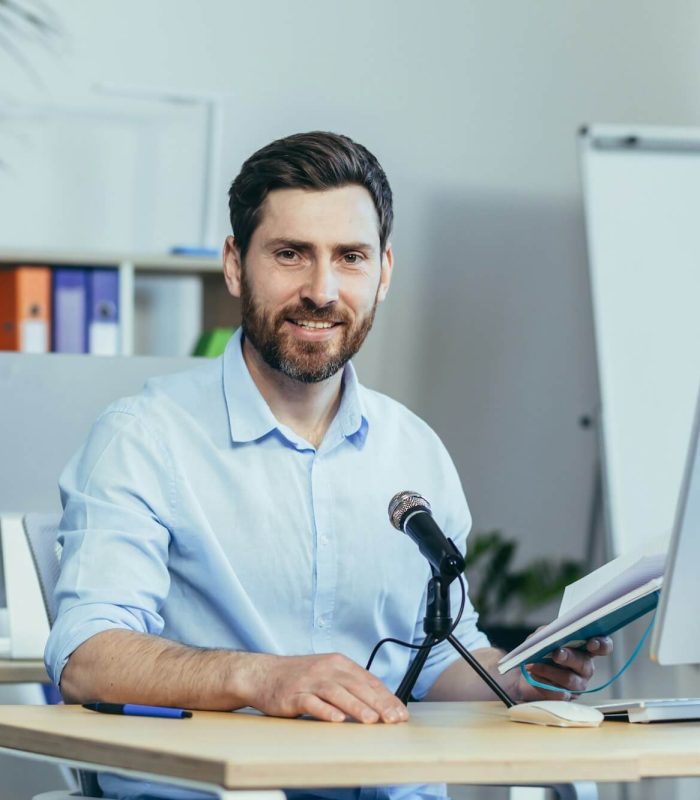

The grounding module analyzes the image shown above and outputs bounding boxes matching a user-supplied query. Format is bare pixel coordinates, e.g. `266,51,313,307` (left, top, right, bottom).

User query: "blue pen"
82,702,192,719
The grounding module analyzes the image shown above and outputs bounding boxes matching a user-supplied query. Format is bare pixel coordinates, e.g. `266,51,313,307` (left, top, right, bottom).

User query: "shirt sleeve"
44,406,175,687
408,438,490,700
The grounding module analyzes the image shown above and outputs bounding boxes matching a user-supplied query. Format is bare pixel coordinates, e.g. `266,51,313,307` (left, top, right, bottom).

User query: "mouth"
287,319,341,330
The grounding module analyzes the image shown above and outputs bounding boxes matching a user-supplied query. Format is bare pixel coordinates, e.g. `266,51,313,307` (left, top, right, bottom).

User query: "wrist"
224,651,275,709
503,666,527,703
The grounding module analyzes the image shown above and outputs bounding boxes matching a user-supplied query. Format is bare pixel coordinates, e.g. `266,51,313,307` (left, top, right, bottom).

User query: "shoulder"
87,356,226,451
358,383,472,538
101,356,223,421
62,358,225,495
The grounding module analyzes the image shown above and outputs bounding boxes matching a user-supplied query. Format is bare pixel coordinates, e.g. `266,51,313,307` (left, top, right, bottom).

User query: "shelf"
0,249,222,273
0,248,236,356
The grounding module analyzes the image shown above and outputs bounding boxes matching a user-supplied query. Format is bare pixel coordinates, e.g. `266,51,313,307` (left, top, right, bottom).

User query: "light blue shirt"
46,328,488,800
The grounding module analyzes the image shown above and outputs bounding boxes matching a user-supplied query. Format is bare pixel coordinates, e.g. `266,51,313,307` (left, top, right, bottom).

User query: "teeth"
293,320,335,329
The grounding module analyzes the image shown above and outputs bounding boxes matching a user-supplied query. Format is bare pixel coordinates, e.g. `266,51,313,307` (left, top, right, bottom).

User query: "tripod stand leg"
395,634,438,704
447,634,515,707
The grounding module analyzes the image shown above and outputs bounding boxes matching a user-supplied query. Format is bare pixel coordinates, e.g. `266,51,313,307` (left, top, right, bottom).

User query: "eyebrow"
264,238,376,254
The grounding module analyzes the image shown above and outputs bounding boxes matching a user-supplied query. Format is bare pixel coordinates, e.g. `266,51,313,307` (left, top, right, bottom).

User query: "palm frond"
0,0,62,85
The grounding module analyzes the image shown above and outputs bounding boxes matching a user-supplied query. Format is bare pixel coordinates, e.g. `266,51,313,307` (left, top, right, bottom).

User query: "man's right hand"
245,652,409,724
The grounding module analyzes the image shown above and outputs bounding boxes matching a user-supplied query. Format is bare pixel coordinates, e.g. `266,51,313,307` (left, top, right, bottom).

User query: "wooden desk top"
0,660,49,684
1,702,700,790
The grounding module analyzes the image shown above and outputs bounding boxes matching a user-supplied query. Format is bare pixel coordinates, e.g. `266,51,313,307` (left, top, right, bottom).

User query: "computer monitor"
650,381,700,665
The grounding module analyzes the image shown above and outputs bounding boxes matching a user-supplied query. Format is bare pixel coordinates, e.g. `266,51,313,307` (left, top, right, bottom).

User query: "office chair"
22,513,286,800
23,512,102,799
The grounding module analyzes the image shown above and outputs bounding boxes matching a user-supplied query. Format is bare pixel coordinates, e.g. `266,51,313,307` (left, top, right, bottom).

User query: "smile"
290,320,338,330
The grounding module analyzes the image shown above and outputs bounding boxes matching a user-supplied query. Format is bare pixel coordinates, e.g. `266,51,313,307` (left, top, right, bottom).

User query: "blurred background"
2,2,700,798
3,0,699,584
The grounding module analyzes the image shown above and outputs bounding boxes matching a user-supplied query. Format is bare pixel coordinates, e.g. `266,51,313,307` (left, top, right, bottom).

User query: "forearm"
424,646,522,702
59,629,266,710
60,629,409,725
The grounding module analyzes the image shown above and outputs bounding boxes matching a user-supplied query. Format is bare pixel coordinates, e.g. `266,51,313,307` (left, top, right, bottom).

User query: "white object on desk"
508,701,603,728
0,515,49,659
596,698,700,723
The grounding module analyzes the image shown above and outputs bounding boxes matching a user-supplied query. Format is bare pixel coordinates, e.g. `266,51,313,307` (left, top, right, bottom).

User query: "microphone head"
388,490,432,531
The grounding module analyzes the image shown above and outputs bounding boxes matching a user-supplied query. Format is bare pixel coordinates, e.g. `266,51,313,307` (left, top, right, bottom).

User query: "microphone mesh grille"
387,490,431,530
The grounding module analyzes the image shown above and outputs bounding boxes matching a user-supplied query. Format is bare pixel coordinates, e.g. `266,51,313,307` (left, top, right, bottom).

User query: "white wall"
2,0,700,576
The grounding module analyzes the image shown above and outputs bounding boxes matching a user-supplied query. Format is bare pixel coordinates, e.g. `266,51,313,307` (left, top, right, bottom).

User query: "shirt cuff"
45,603,160,687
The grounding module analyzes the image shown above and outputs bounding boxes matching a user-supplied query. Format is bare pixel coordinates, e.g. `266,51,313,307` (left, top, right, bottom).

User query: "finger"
317,683,385,724
327,679,408,724
585,636,613,656
298,693,348,723
345,661,403,705
327,659,408,722
348,680,408,722
522,667,571,701
552,647,595,680
528,662,587,694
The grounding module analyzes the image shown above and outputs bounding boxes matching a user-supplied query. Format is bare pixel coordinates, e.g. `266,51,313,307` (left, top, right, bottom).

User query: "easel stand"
395,571,516,707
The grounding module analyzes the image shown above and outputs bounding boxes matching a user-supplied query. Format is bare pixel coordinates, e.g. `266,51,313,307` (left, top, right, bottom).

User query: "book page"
498,577,662,672
502,555,665,665
559,533,669,617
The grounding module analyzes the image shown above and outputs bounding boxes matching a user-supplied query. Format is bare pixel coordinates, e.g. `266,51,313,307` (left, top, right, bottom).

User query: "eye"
276,249,299,263
343,252,364,266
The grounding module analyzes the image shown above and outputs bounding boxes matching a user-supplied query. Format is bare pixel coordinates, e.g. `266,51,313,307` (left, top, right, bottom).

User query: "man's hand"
62,632,407,724
248,652,409,724
517,636,614,701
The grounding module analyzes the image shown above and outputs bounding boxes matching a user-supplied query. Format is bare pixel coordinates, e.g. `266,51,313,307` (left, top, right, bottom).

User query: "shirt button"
320,535,329,546
317,616,328,628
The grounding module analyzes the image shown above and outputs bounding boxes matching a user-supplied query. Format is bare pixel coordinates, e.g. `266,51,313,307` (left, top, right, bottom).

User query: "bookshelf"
0,249,240,356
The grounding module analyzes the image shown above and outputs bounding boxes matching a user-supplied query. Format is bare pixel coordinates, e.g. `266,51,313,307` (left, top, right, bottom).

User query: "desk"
0,702,699,797
0,659,48,684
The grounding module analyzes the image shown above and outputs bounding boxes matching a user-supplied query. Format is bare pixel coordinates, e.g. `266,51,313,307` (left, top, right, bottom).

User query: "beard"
240,271,378,383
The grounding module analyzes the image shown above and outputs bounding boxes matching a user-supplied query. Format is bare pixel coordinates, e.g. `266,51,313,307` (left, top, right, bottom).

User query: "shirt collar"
223,328,369,449
333,358,369,449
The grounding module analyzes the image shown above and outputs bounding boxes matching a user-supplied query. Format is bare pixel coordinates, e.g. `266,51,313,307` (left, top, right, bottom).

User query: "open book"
497,535,667,675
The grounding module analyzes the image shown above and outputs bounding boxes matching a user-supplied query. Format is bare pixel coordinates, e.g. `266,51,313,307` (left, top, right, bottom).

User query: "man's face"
224,185,393,383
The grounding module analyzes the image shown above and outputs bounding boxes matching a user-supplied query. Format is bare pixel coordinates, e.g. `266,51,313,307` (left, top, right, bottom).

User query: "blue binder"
86,269,120,355
52,268,88,353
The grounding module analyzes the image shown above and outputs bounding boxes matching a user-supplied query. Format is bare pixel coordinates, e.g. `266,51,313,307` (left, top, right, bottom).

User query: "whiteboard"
580,125,700,555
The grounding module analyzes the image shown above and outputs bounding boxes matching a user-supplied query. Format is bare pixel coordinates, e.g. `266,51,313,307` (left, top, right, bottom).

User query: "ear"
223,236,243,298
376,243,394,304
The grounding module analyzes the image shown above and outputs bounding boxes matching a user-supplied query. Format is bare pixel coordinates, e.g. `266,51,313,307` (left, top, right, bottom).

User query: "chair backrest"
22,513,62,627
0,352,202,516
23,512,104,798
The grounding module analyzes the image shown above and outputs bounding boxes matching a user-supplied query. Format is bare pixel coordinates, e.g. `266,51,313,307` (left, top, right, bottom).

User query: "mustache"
279,301,349,325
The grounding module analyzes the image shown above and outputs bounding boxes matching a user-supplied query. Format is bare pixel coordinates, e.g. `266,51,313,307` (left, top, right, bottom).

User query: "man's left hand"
518,637,614,701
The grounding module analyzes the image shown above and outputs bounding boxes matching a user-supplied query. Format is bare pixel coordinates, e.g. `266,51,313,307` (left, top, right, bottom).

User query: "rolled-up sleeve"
45,406,175,687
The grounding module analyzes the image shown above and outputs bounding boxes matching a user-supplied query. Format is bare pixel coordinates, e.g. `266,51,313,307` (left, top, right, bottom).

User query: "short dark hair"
228,131,393,259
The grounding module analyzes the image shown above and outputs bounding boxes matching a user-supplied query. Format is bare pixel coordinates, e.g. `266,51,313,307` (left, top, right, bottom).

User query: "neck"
241,337,344,449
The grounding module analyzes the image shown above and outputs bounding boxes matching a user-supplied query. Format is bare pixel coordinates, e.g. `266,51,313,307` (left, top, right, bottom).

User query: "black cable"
365,574,467,672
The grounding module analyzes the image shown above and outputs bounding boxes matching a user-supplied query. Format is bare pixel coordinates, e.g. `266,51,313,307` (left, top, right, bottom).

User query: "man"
46,132,610,800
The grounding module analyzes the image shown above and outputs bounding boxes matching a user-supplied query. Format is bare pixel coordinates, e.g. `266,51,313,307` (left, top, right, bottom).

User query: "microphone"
388,491,465,580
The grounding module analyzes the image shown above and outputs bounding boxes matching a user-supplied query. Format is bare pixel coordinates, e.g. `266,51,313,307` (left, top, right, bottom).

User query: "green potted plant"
464,530,585,652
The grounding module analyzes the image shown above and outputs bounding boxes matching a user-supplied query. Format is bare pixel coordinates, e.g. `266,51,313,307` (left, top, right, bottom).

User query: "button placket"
310,452,337,645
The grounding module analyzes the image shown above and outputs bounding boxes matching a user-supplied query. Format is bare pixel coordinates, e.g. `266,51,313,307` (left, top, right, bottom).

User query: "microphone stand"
395,569,516,707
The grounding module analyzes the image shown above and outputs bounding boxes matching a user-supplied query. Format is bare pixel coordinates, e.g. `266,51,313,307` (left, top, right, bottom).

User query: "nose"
300,260,339,308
